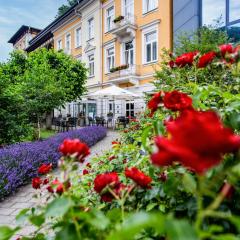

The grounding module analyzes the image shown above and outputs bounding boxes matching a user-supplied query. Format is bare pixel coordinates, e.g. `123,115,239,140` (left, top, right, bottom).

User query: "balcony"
110,14,137,42
107,64,140,85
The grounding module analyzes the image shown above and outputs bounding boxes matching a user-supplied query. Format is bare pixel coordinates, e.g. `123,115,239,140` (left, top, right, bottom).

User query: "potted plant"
113,15,124,24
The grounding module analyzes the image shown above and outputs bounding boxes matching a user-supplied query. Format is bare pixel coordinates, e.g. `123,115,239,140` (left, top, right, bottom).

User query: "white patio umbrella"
88,85,140,125
89,85,139,100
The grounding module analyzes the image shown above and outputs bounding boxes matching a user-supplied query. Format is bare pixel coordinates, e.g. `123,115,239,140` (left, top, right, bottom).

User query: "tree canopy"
56,0,78,18
0,48,87,144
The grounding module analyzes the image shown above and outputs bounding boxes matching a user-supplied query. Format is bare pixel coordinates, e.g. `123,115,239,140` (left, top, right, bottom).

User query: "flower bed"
0,126,107,200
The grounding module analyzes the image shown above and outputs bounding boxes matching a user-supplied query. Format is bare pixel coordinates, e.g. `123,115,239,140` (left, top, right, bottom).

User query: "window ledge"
86,38,94,43
88,75,95,79
143,60,158,66
143,8,158,16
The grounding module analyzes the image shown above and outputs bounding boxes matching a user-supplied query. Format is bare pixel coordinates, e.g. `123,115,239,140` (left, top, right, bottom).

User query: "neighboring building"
8,25,41,50
173,0,240,44
101,0,172,118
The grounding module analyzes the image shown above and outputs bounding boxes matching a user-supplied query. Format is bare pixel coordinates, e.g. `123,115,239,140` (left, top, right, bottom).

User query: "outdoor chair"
88,117,94,126
95,116,105,126
67,117,77,130
106,116,113,128
52,117,61,132
116,116,127,128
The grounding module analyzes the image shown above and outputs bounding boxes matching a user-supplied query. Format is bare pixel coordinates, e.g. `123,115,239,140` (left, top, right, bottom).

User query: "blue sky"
0,0,67,62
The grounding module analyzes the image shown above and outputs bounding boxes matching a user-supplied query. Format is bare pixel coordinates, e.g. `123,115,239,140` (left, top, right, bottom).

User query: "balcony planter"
110,64,129,73
113,15,124,24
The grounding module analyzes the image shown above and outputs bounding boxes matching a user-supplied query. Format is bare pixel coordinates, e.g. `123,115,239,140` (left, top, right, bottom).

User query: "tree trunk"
37,117,41,140
46,111,53,130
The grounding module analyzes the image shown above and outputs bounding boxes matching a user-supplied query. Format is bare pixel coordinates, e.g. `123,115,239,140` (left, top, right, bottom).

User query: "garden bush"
1,43,240,239
0,126,106,200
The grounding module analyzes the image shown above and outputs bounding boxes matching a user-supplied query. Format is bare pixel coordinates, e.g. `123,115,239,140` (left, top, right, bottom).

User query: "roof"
8,25,41,44
26,0,89,52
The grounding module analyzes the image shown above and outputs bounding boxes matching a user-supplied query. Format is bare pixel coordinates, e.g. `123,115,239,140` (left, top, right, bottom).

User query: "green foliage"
56,0,78,18
0,49,87,144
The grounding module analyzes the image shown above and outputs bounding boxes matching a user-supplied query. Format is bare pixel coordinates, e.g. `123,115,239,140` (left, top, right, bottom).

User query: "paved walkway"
0,130,119,236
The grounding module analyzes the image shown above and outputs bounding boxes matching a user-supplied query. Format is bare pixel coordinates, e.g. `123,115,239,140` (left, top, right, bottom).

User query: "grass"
40,129,57,139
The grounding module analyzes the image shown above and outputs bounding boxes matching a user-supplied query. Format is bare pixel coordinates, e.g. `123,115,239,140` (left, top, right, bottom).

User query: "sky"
0,0,67,62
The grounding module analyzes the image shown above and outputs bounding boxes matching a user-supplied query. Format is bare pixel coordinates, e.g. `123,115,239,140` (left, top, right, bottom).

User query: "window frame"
105,44,115,74
88,17,94,40
57,39,62,51
65,33,71,52
143,0,158,14
75,27,82,48
142,28,158,64
105,5,115,32
88,54,95,77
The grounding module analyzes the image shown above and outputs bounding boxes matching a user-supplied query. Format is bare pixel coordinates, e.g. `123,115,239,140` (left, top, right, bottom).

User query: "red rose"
112,141,120,145
163,91,193,112
59,139,90,162
86,163,91,168
125,167,152,188
151,110,240,174
147,91,164,116
198,51,216,68
175,51,198,67
108,155,115,161
32,177,42,189
168,60,175,68
38,163,52,175
43,178,49,185
94,172,119,194
219,44,234,56
83,169,89,175
56,183,64,195
47,186,54,193
159,171,168,182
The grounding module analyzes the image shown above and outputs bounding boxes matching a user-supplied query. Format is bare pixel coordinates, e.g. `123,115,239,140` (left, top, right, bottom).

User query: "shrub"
0,126,106,199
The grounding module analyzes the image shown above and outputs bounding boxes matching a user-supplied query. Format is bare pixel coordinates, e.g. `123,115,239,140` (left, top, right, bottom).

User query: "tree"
56,0,78,18
0,48,87,144
22,48,87,137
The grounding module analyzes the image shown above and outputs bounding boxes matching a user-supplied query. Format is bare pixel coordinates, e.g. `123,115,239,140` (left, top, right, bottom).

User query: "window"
124,41,134,65
202,0,226,26
75,27,81,48
143,0,158,14
106,6,114,32
57,39,62,50
229,0,240,23
144,31,157,63
124,0,134,20
88,54,94,77
227,22,240,42
88,18,94,40
106,46,115,73
126,102,134,117
66,33,71,52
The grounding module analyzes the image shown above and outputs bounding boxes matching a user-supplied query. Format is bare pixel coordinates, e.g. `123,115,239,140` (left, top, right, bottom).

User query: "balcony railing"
108,64,141,81
110,13,137,39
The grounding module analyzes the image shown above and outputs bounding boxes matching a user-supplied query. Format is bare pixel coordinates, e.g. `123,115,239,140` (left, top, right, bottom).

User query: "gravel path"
0,130,120,236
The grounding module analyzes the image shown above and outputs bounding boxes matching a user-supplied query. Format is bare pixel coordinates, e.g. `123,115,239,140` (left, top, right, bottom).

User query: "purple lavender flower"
0,126,107,200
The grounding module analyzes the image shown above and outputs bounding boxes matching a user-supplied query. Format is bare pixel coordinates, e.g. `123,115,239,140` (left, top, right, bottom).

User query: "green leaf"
0,226,20,240
29,214,45,227
146,203,158,212
45,197,73,218
182,173,197,194
15,208,30,224
166,219,198,240
56,223,78,240
107,212,165,240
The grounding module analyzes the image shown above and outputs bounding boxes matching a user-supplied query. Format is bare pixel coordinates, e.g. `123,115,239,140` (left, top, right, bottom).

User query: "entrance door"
126,102,134,117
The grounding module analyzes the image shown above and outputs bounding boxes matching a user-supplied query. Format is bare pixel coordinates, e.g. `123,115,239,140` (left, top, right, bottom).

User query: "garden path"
0,130,120,236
